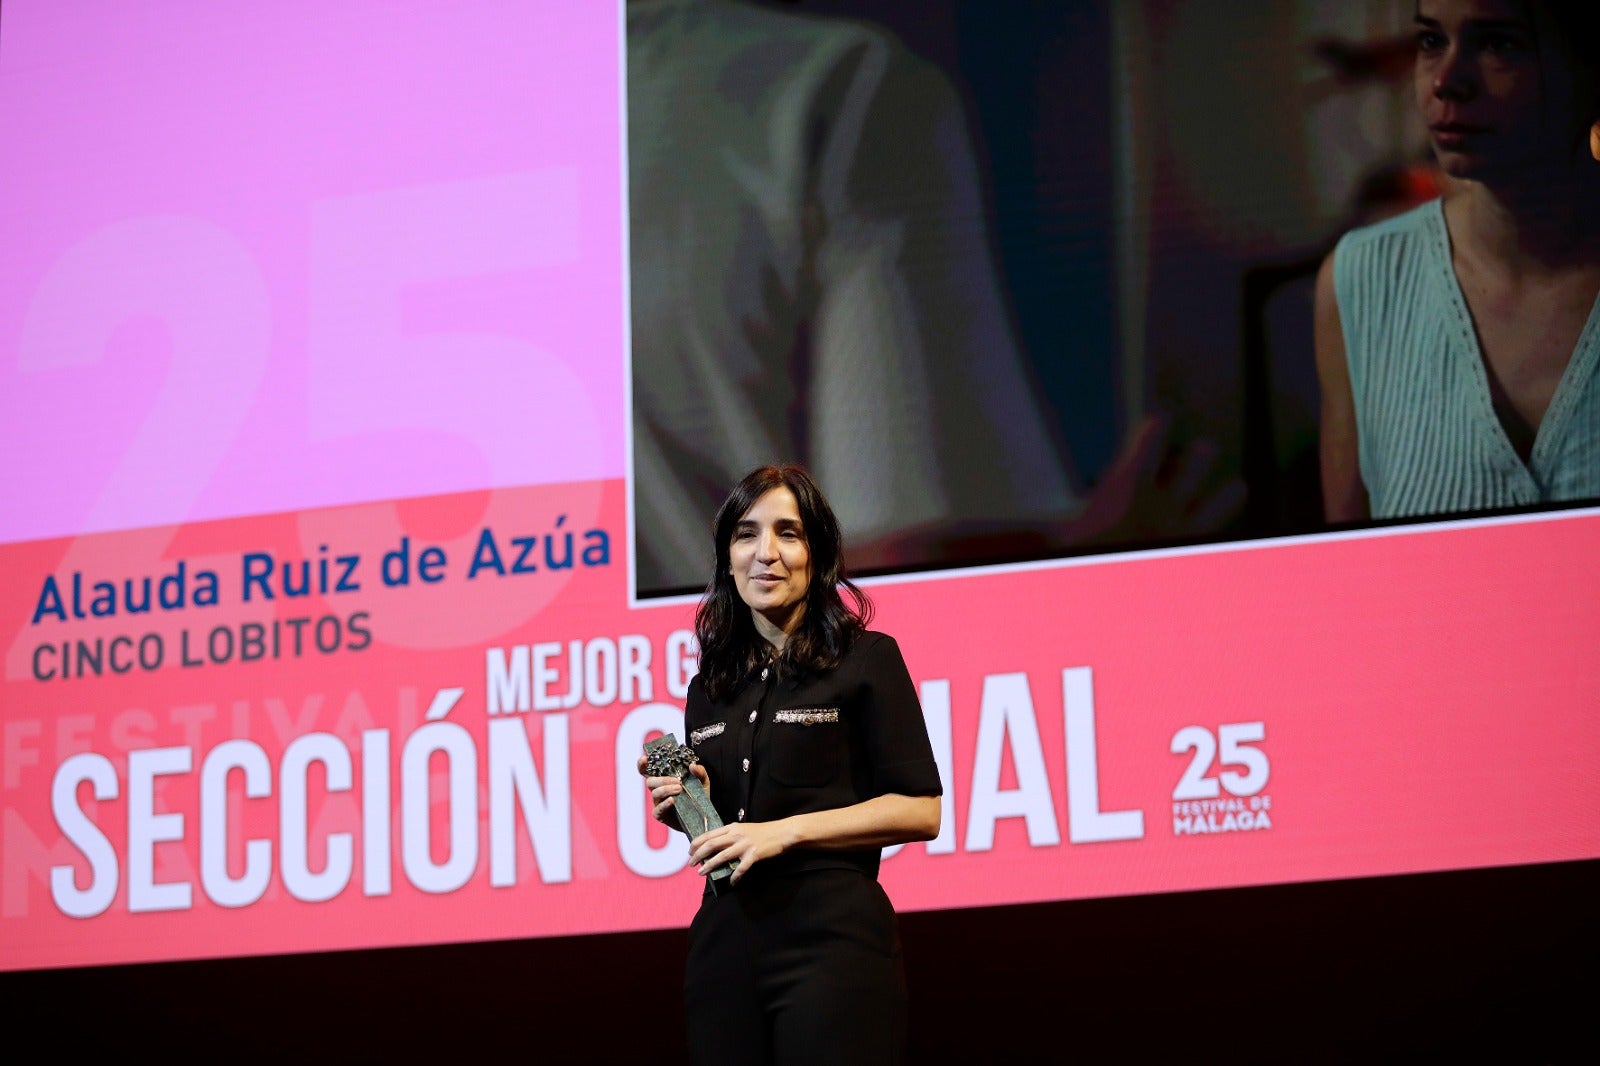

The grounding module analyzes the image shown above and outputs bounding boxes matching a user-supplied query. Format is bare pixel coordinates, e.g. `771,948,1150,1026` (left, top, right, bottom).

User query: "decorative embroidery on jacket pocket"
773,707,840,726
689,722,726,745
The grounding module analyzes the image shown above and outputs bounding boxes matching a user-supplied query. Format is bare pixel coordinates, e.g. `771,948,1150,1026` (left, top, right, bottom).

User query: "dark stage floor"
5,859,1595,1062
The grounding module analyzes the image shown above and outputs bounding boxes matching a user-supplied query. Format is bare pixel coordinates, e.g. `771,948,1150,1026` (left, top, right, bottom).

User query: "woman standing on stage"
640,465,941,1066
1317,0,1600,522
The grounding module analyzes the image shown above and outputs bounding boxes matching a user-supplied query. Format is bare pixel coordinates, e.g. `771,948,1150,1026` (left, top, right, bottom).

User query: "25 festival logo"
1169,723,1272,836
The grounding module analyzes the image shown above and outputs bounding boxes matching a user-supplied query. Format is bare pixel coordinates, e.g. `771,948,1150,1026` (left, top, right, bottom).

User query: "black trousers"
683,868,908,1066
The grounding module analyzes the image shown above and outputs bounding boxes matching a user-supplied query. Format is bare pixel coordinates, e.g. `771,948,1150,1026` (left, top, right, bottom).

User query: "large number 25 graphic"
1170,722,1268,799
7,218,270,681
301,169,604,648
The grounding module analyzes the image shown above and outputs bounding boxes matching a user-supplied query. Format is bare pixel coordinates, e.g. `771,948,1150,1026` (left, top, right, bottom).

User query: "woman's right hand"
637,755,711,833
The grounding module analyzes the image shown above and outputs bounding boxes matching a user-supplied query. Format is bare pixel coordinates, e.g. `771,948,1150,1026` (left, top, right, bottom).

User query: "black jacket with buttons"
684,631,942,885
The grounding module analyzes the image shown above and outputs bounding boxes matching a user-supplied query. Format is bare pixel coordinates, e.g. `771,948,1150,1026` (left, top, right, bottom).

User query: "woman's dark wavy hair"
694,465,873,702
1526,0,1600,140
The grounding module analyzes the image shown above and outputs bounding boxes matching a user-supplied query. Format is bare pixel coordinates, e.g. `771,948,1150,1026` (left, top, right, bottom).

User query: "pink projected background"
1,1,1598,976
0,0,623,547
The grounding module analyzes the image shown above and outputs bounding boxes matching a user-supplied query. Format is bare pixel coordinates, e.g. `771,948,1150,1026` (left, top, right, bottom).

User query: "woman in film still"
1318,0,1600,522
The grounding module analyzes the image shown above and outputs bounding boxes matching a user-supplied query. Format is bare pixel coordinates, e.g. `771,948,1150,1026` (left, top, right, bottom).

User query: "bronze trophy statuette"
643,734,737,892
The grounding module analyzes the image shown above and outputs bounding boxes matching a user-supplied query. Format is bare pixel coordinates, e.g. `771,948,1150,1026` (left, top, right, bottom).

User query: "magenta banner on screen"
5,494,1600,972
3,2,1600,975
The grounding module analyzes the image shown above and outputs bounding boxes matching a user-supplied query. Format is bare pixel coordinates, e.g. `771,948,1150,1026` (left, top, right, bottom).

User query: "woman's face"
1414,0,1581,181
729,486,813,636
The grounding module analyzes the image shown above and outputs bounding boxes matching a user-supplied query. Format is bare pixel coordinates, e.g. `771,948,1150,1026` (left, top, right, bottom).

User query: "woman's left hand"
689,820,792,885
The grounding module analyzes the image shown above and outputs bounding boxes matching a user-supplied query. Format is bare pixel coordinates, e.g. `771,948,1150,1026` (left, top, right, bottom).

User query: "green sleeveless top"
1332,199,1600,519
